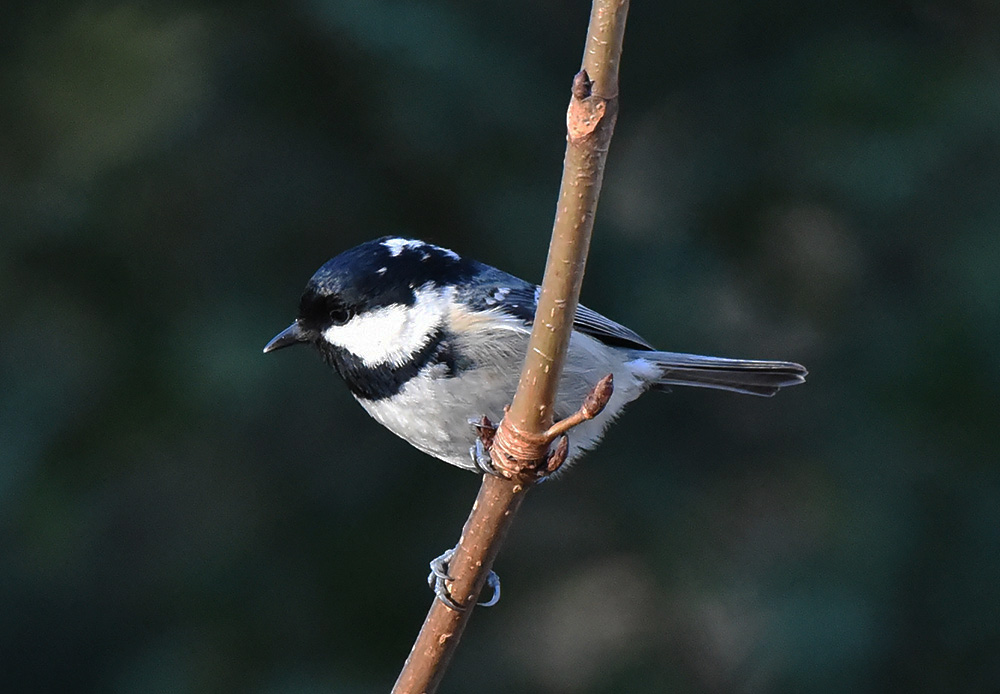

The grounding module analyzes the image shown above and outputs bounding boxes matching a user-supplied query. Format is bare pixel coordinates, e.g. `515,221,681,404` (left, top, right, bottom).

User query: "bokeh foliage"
2,1,998,692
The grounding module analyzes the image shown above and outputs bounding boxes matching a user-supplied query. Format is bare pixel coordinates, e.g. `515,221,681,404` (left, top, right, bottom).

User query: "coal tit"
264,237,807,471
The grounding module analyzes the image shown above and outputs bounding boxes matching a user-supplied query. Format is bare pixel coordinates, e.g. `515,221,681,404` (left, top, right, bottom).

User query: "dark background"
3,1,998,692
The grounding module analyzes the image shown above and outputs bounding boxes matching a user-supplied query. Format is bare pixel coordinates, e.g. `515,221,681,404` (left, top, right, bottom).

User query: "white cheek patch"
322,285,453,367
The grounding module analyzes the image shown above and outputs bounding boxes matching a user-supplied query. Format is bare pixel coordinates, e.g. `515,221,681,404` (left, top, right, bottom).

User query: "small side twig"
489,373,614,478
391,3,629,692
546,372,615,440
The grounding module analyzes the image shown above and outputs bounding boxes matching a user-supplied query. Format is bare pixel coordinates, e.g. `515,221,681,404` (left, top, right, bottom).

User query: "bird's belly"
356,367,517,469
354,344,649,471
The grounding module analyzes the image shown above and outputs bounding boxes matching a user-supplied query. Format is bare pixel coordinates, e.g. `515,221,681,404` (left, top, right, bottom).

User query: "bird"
264,236,807,473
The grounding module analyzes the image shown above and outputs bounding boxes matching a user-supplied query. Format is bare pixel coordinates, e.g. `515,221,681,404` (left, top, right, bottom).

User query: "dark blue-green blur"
2,1,998,692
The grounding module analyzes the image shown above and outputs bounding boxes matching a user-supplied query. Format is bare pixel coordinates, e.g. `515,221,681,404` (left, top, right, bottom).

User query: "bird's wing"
496,286,654,351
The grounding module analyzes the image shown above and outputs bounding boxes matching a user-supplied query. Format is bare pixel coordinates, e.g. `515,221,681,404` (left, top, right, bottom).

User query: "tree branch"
391,3,629,692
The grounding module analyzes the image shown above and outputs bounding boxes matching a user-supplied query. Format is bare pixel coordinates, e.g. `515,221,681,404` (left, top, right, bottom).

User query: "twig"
544,373,615,441
391,3,629,692
488,373,615,476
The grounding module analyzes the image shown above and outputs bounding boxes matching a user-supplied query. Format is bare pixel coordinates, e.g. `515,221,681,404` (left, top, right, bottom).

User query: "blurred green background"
3,1,998,692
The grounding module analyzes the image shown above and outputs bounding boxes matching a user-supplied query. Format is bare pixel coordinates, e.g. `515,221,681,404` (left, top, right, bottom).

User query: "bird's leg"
489,374,615,480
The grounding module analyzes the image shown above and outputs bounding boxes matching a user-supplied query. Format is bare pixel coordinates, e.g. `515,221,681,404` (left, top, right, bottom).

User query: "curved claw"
428,548,465,611
470,439,502,477
427,548,454,588
427,546,502,610
480,570,501,607
468,415,501,476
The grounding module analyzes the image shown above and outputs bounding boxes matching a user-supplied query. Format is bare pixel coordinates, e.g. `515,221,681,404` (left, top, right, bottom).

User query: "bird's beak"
263,322,307,353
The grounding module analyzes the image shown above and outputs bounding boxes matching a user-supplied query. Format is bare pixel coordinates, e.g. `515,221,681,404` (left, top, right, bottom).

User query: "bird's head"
264,237,475,369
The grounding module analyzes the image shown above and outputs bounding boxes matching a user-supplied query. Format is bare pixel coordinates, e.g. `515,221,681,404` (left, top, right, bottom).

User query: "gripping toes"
427,546,501,610
468,415,502,476
427,548,465,611
469,438,500,476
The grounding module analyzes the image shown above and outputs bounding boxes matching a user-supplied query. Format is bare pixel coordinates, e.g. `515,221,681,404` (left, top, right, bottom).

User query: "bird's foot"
468,415,503,477
427,546,500,611
468,412,561,480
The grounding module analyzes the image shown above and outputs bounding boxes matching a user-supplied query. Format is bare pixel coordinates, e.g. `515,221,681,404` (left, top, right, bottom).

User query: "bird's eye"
328,306,351,325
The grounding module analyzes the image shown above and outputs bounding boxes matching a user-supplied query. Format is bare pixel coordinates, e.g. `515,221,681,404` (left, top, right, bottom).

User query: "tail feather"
642,351,807,397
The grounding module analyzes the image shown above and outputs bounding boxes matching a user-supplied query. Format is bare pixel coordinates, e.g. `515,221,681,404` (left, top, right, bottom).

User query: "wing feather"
496,286,653,350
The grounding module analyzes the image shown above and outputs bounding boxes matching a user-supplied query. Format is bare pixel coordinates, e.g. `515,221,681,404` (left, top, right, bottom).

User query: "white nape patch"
381,237,461,261
382,238,424,257
377,266,387,275
322,284,453,367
